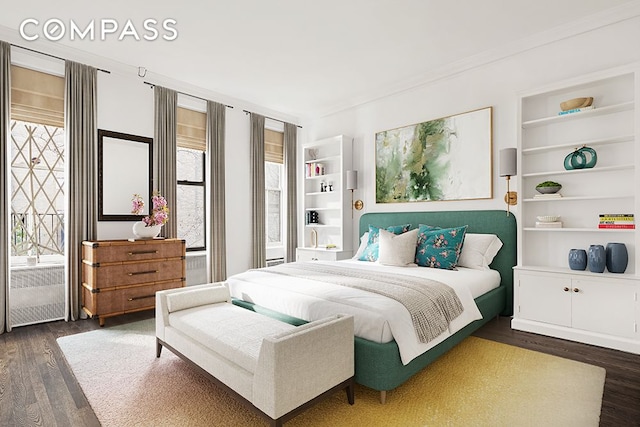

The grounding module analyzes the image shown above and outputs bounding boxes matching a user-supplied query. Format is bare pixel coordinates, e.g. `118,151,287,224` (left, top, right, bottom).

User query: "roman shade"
265,128,283,164
177,106,206,151
11,65,64,127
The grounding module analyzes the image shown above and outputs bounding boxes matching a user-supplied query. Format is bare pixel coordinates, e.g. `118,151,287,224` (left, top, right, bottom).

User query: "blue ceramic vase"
587,244,606,273
606,243,628,274
568,249,587,271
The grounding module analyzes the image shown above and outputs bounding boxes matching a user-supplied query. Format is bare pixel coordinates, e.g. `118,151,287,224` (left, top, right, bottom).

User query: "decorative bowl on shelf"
535,181,562,194
537,215,560,223
560,97,593,111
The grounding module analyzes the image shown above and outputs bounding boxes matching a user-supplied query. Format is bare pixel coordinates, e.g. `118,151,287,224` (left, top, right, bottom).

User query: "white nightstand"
296,247,353,262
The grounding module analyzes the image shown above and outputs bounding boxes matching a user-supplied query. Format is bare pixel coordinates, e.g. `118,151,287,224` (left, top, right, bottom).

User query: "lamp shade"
499,148,517,177
346,170,358,190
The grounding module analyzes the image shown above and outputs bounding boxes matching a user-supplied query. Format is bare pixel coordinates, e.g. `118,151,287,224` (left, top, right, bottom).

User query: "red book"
598,224,635,229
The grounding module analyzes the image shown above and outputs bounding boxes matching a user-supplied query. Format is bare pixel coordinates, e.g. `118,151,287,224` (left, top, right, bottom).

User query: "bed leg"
379,390,387,404
156,339,163,358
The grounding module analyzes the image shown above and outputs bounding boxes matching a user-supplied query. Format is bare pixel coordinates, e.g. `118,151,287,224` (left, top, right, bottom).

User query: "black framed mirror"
98,129,153,221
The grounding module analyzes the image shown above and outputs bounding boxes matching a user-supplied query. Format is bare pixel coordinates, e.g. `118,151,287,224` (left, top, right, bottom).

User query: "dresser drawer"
83,280,184,316
83,240,184,264
83,258,184,289
122,281,183,311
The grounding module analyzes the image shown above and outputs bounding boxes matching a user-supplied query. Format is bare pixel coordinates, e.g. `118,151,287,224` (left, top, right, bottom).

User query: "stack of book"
535,215,562,228
598,214,635,229
558,105,595,116
535,221,562,228
533,193,562,199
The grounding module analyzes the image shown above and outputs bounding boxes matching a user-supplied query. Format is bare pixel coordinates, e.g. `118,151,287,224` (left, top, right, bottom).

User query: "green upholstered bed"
233,210,517,401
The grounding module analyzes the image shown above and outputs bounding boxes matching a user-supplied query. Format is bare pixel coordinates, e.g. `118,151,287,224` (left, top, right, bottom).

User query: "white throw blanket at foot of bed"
227,261,486,365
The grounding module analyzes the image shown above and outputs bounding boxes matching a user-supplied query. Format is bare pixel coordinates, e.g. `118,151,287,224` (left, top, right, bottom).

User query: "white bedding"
226,260,501,365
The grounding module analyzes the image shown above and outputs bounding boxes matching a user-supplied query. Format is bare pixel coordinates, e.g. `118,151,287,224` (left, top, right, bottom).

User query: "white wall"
302,16,640,249
2,28,298,277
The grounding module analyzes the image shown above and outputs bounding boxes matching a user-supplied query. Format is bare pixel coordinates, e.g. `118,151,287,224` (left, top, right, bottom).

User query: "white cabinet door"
517,272,572,327
571,278,637,339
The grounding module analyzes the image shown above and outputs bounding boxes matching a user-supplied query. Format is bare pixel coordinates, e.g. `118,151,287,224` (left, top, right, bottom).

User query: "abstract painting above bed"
375,107,493,203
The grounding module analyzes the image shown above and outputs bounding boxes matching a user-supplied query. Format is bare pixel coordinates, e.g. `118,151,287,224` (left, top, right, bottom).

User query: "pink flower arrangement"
131,192,169,227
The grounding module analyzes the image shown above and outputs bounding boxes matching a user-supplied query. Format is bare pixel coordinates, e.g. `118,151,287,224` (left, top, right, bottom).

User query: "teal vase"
606,243,628,273
568,249,587,271
587,245,606,273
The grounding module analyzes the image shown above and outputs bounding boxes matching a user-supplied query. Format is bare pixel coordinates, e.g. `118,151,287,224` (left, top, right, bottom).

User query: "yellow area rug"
57,319,605,426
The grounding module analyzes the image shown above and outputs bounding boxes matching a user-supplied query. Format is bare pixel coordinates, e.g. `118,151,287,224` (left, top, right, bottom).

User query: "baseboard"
511,318,640,355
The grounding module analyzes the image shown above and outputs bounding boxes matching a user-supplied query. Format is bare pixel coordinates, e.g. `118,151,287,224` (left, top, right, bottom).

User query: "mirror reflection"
98,129,153,221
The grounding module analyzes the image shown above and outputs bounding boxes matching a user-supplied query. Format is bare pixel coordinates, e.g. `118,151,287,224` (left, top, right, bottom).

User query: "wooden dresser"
82,238,186,326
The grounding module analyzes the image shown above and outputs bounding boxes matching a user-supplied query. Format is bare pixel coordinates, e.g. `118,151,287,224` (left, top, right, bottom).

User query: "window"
264,128,284,261
9,64,66,327
176,107,206,251
10,65,65,259
265,161,283,245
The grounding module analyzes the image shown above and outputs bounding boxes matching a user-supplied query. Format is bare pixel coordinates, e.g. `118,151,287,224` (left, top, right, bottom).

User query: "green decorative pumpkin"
564,145,597,170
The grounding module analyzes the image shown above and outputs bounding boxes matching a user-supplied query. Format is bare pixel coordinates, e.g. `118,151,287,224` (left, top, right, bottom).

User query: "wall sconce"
346,170,363,217
499,148,517,215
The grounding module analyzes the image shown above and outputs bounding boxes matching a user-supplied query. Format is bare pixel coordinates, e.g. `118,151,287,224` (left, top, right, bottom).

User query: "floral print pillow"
358,224,411,262
415,225,468,269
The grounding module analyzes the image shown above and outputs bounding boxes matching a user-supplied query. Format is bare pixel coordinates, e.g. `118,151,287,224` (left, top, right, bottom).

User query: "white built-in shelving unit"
297,135,353,261
512,65,640,354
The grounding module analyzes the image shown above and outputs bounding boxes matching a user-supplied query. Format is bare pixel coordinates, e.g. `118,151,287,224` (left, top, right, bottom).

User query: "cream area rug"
57,319,605,427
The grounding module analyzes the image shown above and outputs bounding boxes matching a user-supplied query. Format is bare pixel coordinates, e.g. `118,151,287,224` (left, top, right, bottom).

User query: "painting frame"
375,106,493,203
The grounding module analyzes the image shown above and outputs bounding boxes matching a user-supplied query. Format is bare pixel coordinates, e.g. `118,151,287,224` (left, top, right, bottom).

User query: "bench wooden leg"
346,379,355,405
379,390,387,404
156,339,163,358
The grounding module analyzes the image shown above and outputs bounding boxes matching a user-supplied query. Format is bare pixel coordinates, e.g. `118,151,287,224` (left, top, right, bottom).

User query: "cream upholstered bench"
156,282,355,427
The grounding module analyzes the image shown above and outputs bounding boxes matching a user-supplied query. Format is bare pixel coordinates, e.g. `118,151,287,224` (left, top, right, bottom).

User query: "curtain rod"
242,109,302,129
143,81,234,108
11,43,111,74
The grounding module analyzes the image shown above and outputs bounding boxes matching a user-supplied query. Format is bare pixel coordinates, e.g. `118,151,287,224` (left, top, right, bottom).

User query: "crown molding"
312,1,640,119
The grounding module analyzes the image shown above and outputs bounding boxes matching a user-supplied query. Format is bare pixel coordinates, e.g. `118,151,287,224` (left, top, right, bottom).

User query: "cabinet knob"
573,288,580,293
563,287,570,292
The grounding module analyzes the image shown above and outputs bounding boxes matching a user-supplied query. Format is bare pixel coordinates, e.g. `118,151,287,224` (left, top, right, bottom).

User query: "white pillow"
377,228,419,266
457,233,503,270
353,231,370,259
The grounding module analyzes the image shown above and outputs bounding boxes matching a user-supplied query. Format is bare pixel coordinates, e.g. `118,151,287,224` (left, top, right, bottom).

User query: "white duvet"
226,259,500,365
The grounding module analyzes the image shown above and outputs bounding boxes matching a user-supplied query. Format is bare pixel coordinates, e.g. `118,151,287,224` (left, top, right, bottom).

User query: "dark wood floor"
1,312,639,426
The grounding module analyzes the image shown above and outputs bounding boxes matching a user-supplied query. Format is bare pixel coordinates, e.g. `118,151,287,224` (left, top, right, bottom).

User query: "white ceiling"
0,0,636,119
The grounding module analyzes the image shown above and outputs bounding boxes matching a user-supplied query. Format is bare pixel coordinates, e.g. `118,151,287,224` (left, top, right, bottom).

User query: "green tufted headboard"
359,210,517,315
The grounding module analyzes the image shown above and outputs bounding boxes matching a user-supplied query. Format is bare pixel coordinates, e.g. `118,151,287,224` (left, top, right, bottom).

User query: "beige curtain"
65,60,97,321
1,41,11,333
153,86,177,238
207,101,226,281
283,123,297,263
250,113,266,268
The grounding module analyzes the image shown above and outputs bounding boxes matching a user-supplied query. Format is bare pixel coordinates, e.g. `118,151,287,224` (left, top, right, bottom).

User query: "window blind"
177,106,206,151
265,128,283,164
10,65,64,128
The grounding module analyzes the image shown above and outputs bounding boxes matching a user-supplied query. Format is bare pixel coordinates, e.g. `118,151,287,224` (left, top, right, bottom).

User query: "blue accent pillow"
415,225,468,269
358,224,411,262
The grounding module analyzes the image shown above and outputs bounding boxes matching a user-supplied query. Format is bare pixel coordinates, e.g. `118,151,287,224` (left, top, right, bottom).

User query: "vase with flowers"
131,192,169,239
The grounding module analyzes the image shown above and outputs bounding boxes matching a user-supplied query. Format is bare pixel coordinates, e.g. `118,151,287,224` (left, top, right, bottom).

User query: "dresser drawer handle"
128,250,159,255
128,270,158,276
127,295,155,301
